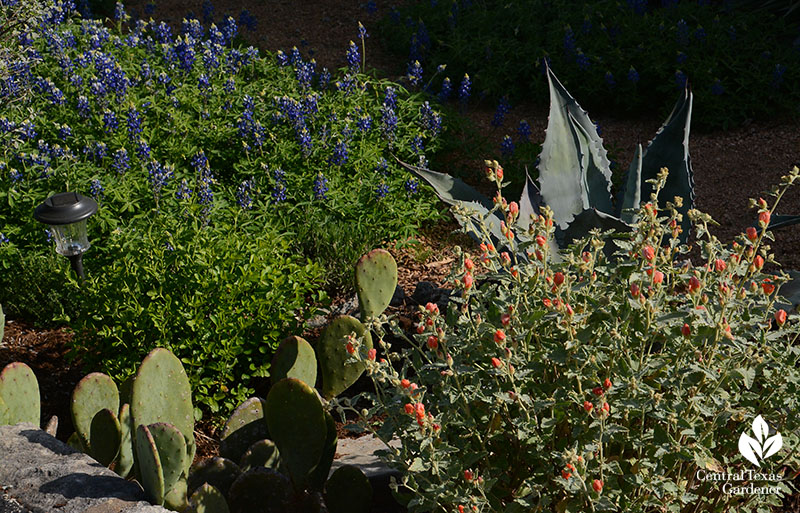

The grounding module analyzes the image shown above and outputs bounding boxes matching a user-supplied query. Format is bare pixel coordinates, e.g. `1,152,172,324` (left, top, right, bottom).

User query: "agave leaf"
765,214,800,231
397,158,506,246
515,166,543,233
640,87,694,239
619,144,643,224
562,209,632,250
570,111,614,215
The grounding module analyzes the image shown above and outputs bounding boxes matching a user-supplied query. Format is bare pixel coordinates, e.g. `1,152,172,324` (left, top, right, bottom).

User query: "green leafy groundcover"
0,1,445,418
380,0,800,129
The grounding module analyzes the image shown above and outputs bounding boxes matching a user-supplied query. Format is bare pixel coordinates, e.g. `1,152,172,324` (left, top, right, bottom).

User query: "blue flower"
383,86,397,109
0,233,9,244
346,41,361,72
357,114,372,132
563,26,575,55
500,135,514,157
404,178,419,195
297,126,312,155
236,179,254,209
411,135,424,154
113,148,129,173
198,74,211,90
224,78,235,93
114,2,127,21
175,179,192,200
375,158,389,174
90,178,104,199
358,21,368,40
491,96,511,127
136,140,151,160
58,124,72,141
103,109,118,133
313,173,329,200
380,105,398,141
517,120,531,142
148,160,174,198
127,108,142,140
407,60,423,87
627,66,640,84
375,182,389,200
458,74,471,105
575,50,590,71
330,140,349,165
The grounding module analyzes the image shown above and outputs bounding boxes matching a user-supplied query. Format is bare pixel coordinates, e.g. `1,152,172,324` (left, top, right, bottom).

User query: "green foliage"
357,169,800,512
379,0,800,129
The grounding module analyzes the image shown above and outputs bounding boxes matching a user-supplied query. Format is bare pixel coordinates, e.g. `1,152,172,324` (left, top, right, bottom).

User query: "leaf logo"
738,415,783,467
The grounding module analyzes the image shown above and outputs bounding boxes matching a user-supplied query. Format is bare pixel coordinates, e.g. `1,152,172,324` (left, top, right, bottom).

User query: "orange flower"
759,211,771,226
681,323,691,337
776,309,788,326
593,479,604,493
427,336,439,350
643,246,655,262
603,378,612,389
491,357,503,368
583,401,593,412
553,272,565,286
746,226,758,241
494,329,506,344
763,279,775,295
715,258,726,272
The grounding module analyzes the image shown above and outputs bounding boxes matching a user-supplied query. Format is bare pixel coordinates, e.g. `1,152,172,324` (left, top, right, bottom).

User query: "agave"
398,65,695,258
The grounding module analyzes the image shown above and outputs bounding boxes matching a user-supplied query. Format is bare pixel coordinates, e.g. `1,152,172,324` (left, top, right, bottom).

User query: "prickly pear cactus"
227,468,291,513
117,403,134,478
147,422,187,495
317,316,372,399
89,408,121,466
219,397,269,463
308,411,337,491
136,424,166,505
270,336,317,387
131,348,194,474
355,249,398,320
325,465,373,513
71,372,119,450
0,304,4,345
239,439,281,472
265,378,327,489
188,457,241,497
0,362,40,426
187,483,230,513
164,475,189,511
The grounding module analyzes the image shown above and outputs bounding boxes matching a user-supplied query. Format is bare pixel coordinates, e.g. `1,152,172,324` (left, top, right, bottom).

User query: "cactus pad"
135,424,166,505
220,397,269,463
164,475,189,511
187,483,230,513
89,408,121,466
308,411,337,491
239,439,281,472
116,403,134,478
147,422,187,494
317,316,372,399
265,378,327,489
325,465,373,513
270,336,317,387
131,348,194,461
188,457,241,497
0,362,40,426
355,249,398,320
71,372,119,450
227,468,291,513
66,431,86,452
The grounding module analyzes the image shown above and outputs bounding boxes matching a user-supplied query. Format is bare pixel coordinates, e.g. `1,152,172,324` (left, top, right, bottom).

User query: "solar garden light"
34,191,98,280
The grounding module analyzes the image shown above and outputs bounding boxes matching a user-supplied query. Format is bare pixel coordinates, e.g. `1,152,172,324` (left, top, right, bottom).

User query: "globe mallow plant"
345,167,800,512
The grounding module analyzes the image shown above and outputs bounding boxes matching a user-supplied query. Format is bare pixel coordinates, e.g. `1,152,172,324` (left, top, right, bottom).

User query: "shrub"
0,1,445,418
379,0,800,129
353,167,800,512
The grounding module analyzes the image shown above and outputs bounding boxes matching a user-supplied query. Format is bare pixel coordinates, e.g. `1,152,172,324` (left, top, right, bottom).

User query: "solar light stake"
34,191,98,280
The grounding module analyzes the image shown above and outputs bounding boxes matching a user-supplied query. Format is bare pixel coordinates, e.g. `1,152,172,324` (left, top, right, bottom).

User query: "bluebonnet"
491,96,511,127
404,178,419,195
675,70,687,90
575,50,590,71
103,109,118,133
195,156,215,221
458,74,471,105
9,167,22,183
500,135,514,157
359,21,368,41
297,126,312,155
411,135,425,155
375,158,389,175
346,41,361,72
236,179,254,209
563,26,575,55
127,108,142,140
175,179,192,200
114,2,127,21
0,233,8,244
676,19,689,46
303,93,320,116
182,18,204,40
439,77,452,102
605,71,615,89
419,102,442,137
45,229,53,243
220,16,238,44
20,121,36,141
140,60,152,82
90,178,104,199
335,74,356,94
153,21,172,44
59,124,72,141
0,118,15,134
375,182,389,200
380,105,398,141
727,25,736,41
313,173,329,200
383,86,397,109
518,120,531,142
711,79,724,95
330,140,349,165
239,10,257,31
198,74,211,90
175,36,196,72
289,46,302,64
627,66,640,84
148,160,174,200
276,50,289,66
295,60,316,89
209,25,225,47
407,60,423,87
224,78,235,93
357,114,372,132
113,148,129,173
136,140,151,160
271,168,288,203
318,67,331,89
